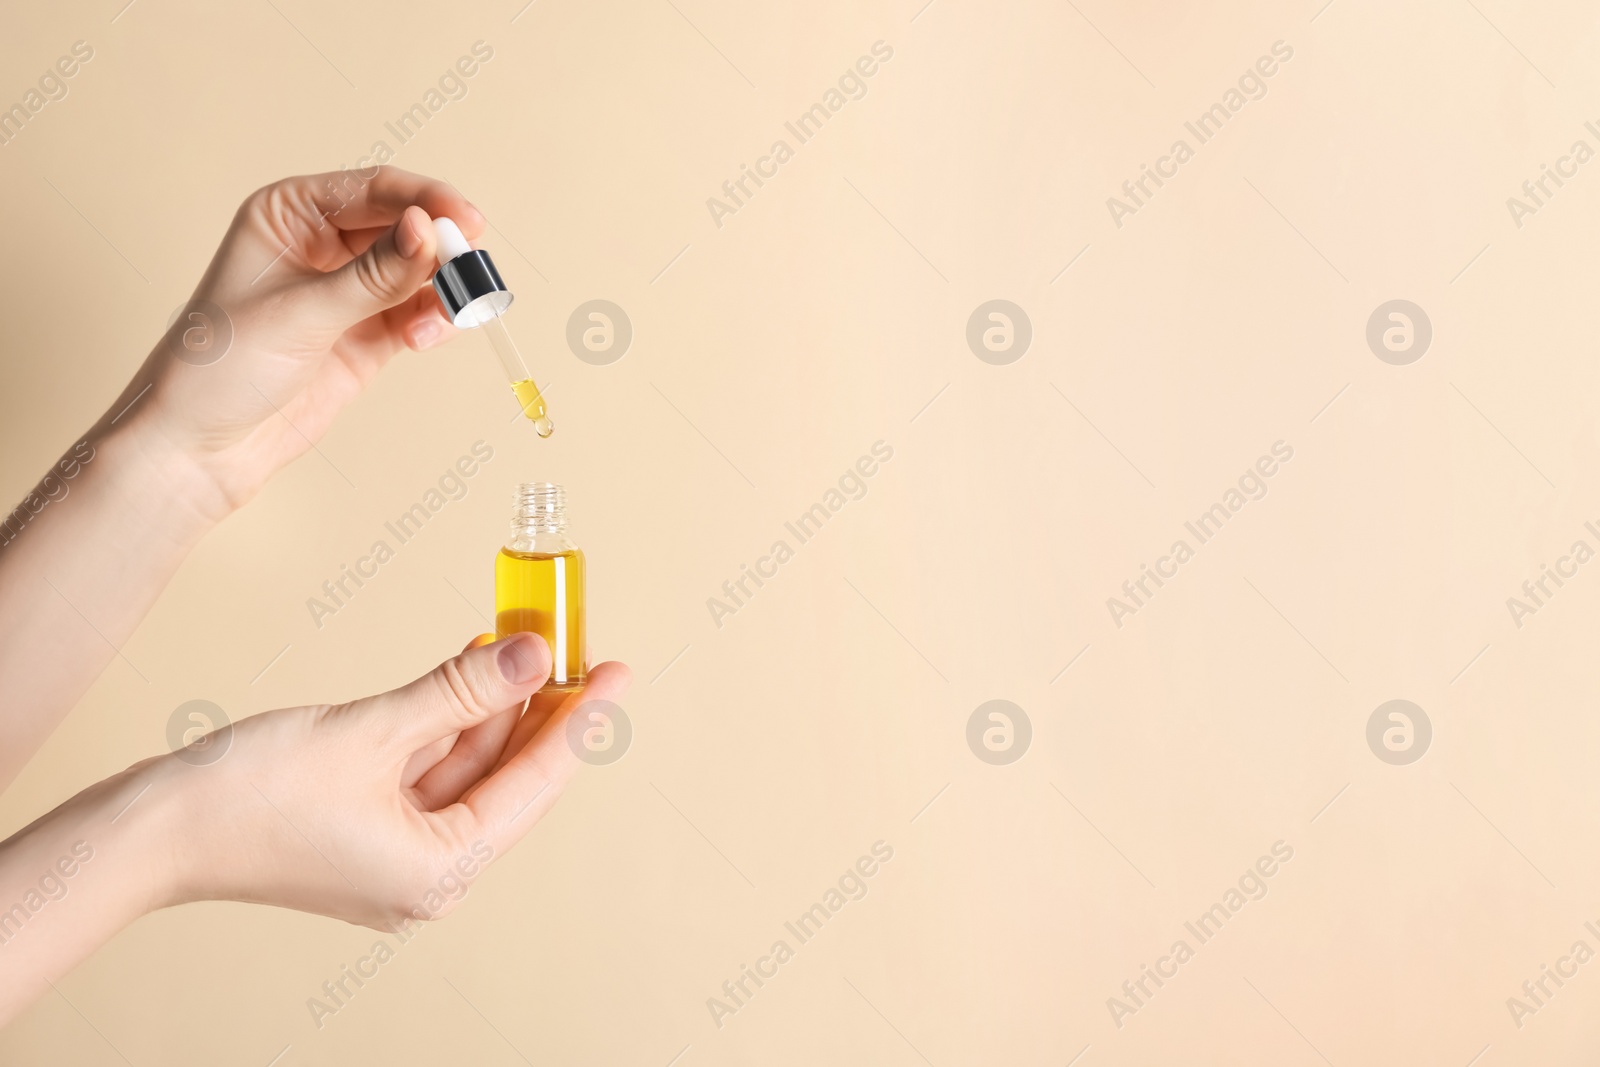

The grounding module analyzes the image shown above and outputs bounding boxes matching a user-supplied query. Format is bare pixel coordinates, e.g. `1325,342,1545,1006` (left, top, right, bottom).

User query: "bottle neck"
508,482,571,544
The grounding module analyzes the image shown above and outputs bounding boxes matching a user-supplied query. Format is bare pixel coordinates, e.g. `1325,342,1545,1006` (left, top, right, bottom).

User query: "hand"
114,165,484,518
0,167,499,792
0,633,629,1020
158,633,629,928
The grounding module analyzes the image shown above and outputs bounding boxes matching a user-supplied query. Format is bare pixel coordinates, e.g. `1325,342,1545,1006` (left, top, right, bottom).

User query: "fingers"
335,225,394,259
252,166,485,238
299,282,455,394
382,285,459,352
369,633,550,752
408,705,523,811
243,167,490,336
289,205,438,333
456,661,632,845
401,633,496,789
489,686,571,775
406,635,524,809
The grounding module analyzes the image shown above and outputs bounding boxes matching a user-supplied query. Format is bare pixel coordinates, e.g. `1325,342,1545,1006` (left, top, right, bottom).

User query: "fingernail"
396,209,427,260
409,318,443,350
498,637,538,684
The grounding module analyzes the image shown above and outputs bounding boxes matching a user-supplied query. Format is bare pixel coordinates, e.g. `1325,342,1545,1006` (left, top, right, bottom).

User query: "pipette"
431,217,553,437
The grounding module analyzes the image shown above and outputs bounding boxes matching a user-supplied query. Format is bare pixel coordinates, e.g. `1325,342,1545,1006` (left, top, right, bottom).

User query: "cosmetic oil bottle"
496,483,586,691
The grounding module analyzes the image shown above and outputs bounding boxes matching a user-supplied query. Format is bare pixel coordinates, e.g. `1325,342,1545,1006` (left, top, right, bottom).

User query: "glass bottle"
495,483,586,691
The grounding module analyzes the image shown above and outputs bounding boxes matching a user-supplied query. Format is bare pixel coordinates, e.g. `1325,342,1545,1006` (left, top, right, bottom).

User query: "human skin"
0,632,630,1023
0,166,481,790
0,168,631,1022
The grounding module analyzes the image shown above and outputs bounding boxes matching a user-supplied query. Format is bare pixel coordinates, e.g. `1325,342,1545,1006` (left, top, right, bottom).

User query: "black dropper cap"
430,218,514,328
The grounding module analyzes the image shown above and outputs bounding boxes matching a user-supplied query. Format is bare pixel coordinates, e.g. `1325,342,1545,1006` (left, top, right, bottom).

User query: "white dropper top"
433,217,473,262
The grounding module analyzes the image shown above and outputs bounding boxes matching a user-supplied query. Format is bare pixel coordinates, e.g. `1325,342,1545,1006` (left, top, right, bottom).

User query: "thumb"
369,633,551,750
300,205,439,332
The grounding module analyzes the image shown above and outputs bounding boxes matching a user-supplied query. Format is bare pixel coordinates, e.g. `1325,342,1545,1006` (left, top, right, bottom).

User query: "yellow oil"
495,547,586,690
510,378,555,438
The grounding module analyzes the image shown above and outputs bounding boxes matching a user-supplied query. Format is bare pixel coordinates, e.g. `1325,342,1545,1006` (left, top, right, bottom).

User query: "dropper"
431,218,553,437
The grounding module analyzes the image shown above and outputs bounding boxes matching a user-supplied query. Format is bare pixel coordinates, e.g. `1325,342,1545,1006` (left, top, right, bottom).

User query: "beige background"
2,0,1599,1062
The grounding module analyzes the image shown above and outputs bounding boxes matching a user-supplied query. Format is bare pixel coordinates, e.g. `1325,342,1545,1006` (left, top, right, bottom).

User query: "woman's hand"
114,165,483,519
171,633,629,926
0,165,489,788
0,634,630,1021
